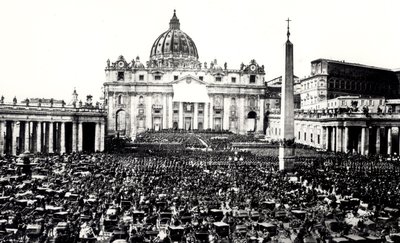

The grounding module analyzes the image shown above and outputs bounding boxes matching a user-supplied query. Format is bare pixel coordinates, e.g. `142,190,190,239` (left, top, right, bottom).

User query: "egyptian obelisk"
279,18,295,171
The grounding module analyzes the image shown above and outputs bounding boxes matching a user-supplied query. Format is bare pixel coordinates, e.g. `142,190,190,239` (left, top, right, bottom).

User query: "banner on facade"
172,82,209,103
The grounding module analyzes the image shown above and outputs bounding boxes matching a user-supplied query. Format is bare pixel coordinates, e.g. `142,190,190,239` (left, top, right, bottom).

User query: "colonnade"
0,120,105,156
323,125,399,155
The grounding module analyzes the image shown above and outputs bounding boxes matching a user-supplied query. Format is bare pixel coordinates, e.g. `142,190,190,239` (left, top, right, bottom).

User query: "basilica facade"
103,11,266,139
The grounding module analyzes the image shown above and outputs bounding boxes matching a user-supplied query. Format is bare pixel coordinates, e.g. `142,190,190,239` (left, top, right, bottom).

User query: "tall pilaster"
193,103,198,130
223,97,230,130
78,122,83,152
168,95,173,129
162,95,167,130
257,98,265,134
178,102,184,129
239,96,245,134
48,122,54,153
146,96,152,129
204,103,209,129
279,19,295,171
36,122,42,153
60,122,66,154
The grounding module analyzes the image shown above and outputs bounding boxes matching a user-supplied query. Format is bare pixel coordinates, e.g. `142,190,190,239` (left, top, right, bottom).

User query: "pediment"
170,75,207,85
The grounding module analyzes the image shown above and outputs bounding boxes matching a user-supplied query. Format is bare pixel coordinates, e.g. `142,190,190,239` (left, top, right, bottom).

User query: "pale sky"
1,0,399,103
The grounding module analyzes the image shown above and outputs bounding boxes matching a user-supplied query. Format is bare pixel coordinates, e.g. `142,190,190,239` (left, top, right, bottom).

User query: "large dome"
149,10,200,69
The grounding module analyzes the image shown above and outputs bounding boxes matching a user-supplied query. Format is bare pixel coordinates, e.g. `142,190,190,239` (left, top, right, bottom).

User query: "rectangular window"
139,75,144,81
304,132,307,141
216,111,221,114
198,110,203,115
311,133,313,142
250,75,256,83
215,77,222,82
154,75,161,80
173,110,178,114
231,77,236,83
298,131,300,139
317,135,320,144
118,72,124,81
174,75,179,80
199,76,203,81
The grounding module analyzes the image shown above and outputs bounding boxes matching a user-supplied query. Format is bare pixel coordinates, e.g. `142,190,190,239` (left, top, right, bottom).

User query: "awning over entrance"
172,82,209,103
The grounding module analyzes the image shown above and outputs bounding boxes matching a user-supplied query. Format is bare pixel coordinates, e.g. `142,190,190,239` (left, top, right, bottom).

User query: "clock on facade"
118,61,125,68
250,65,257,72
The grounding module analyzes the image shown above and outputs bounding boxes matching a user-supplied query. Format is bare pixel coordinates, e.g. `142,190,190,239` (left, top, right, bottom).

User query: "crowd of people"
1,132,400,242
135,130,261,150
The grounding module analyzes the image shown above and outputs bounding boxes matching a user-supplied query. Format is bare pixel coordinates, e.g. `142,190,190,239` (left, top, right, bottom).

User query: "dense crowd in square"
1,131,400,242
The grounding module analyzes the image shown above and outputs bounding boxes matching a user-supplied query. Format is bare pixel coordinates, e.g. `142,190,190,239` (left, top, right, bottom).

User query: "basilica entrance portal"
247,111,257,132
184,117,192,130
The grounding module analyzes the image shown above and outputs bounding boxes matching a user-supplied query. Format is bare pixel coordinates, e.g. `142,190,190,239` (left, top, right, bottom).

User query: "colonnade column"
344,126,349,153
72,122,77,152
36,122,42,153
12,121,19,155
376,127,381,154
331,127,336,152
324,127,330,151
100,123,105,152
193,103,198,130
48,122,54,153
178,102,183,129
209,97,214,130
78,122,83,152
60,122,66,154
0,121,5,155
361,126,369,156
387,127,392,155
336,127,343,153
24,121,30,153
95,122,100,152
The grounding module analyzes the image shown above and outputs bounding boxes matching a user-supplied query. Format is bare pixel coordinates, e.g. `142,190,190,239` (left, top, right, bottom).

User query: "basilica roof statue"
149,10,200,69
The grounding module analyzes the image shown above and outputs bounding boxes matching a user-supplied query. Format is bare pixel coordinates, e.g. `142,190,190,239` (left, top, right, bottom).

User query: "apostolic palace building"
0,10,399,156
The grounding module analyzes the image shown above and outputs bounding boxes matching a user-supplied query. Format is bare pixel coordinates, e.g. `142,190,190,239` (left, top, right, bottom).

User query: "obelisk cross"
286,18,291,40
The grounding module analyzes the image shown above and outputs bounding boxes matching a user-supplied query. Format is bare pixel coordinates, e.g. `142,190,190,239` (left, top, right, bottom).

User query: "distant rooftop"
311,58,393,72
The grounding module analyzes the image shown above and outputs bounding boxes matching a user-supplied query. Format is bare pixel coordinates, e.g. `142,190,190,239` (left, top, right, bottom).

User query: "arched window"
118,95,123,105
116,110,127,136
139,96,144,105
249,97,256,107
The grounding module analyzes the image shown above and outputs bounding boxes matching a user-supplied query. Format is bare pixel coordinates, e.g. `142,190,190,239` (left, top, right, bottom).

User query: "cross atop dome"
169,9,180,30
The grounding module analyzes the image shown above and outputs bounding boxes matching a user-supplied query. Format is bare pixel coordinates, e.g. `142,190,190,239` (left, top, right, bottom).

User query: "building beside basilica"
267,59,400,156
103,11,267,139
